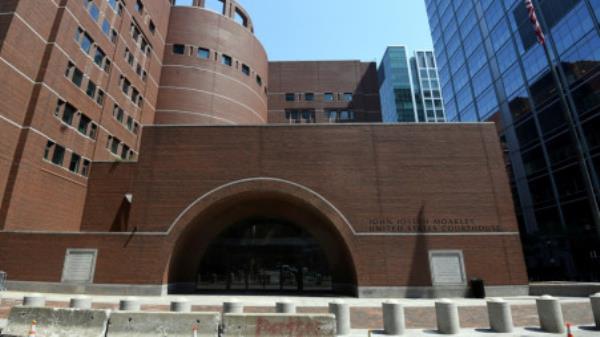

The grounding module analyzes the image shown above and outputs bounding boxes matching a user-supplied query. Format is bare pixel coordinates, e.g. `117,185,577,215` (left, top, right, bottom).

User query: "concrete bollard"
275,300,296,313
536,295,565,333
328,301,350,336
486,298,513,333
382,300,405,335
435,299,460,335
69,295,92,309
22,293,45,307
170,298,191,312
590,293,600,329
223,299,244,313
119,297,141,311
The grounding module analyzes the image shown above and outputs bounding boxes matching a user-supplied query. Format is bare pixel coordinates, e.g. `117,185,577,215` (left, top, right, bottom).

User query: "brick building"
0,0,528,297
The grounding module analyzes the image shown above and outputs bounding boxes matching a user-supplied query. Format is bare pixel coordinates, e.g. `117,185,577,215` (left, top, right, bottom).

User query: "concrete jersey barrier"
2,306,109,337
222,313,336,337
107,312,220,337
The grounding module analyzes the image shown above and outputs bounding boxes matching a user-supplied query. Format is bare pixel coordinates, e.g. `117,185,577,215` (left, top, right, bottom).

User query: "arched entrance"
197,218,333,293
167,179,358,296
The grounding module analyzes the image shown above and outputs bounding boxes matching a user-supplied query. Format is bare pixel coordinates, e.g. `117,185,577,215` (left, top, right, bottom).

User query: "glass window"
51,145,65,166
134,0,144,13
324,93,334,101
94,48,106,67
172,44,185,55
285,93,295,102
221,54,232,66
256,75,262,86
242,64,250,76
88,2,100,21
78,115,91,135
62,103,76,125
44,141,54,160
80,32,93,54
304,93,314,101
343,93,353,101
86,81,96,98
69,153,81,173
102,20,111,36
72,67,84,87
197,48,210,59
82,160,91,177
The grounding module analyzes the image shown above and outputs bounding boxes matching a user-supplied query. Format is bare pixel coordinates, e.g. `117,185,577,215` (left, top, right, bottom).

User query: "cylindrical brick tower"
156,0,268,125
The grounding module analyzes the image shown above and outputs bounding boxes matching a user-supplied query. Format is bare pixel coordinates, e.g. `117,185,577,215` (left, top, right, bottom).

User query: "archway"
167,180,358,296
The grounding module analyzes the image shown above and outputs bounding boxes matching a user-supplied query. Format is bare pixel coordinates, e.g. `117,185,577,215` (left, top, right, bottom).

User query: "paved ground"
0,291,596,334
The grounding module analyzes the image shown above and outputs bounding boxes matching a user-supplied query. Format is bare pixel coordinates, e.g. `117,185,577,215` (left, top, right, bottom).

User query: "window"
62,103,76,125
44,141,54,160
324,93,334,102
126,116,134,130
242,64,250,76
108,0,118,10
121,77,131,94
304,93,314,101
78,114,91,135
86,81,97,98
121,144,130,160
221,54,232,66
96,89,105,106
110,137,120,154
66,63,84,87
102,19,111,36
149,20,156,34
133,122,140,134
285,93,295,102
134,0,144,14
111,30,118,43
172,44,185,55
76,28,93,54
197,48,210,59
89,124,97,140
69,153,81,173
94,48,106,68
256,75,262,86
87,1,100,21
114,105,124,122
343,93,353,102
327,110,338,123
234,9,248,27
81,160,91,177
51,144,65,166
131,88,140,103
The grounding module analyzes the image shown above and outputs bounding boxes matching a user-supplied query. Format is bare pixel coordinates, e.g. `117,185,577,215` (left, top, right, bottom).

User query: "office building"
378,46,445,123
425,0,600,280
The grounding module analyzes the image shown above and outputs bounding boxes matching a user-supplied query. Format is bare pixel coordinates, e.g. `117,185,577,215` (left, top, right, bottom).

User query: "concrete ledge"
223,314,336,337
358,285,529,298
3,306,109,337
6,281,167,296
108,312,220,337
530,282,600,297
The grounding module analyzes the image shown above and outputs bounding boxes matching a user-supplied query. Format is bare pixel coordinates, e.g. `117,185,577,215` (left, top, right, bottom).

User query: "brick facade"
0,0,528,297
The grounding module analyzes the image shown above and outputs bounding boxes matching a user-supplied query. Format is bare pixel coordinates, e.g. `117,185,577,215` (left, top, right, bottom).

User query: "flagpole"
539,34,600,238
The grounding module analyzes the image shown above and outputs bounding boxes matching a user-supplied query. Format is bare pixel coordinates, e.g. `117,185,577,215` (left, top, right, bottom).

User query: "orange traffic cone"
28,320,37,337
192,324,198,337
566,322,574,337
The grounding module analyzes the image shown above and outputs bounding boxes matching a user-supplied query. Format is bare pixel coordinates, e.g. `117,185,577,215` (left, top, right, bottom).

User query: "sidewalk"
0,291,595,331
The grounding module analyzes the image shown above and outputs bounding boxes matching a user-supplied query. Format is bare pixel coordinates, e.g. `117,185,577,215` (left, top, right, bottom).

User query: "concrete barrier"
435,299,460,334
486,298,513,333
70,296,92,309
382,300,405,335
328,301,350,336
223,299,244,314
275,300,296,314
119,297,140,311
222,313,335,337
2,306,108,337
107,312,220,337
536,295,565,333
22,294,45,307
591,293,600,329
170,298,191,312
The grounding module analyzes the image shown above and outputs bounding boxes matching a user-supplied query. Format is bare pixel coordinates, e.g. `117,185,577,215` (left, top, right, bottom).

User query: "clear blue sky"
174,0,433,63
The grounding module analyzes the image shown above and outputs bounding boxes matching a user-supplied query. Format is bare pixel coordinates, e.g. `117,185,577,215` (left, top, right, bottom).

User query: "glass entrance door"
197,218,333,293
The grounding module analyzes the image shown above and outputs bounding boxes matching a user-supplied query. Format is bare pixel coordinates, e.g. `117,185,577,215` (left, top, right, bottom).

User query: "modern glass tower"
378,46,446,123
425,0,600,281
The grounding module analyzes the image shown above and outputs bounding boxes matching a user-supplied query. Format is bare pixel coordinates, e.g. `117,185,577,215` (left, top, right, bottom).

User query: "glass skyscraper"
378,47,446,123
425,0,600,281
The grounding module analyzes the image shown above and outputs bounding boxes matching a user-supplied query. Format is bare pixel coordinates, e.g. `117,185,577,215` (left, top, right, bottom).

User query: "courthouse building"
0,0,527,297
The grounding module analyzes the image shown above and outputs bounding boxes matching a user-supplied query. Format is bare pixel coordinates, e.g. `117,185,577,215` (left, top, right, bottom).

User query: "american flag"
525,0,546,45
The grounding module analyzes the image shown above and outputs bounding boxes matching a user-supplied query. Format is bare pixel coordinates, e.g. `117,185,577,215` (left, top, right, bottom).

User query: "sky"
173,0,434,63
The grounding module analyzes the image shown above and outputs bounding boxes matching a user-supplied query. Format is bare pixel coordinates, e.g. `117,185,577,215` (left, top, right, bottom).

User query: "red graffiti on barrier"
255,317,323,337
